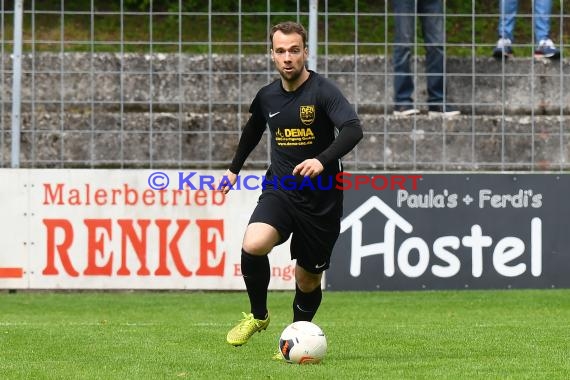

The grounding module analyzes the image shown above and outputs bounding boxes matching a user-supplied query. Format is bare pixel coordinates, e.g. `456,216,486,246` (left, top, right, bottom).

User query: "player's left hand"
292,158,324,178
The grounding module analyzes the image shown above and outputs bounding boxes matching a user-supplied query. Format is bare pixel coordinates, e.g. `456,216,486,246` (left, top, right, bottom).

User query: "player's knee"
242,223,279,255
296,274,321,293
242,239,272,255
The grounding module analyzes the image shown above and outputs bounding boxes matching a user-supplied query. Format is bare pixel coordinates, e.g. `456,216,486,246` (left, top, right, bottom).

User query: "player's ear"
270,49,275,61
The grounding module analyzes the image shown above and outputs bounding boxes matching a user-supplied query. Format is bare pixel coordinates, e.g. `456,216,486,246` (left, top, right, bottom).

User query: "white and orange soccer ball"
278,321,327,364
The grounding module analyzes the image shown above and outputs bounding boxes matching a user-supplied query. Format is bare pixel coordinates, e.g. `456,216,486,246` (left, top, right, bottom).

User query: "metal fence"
0,1,568,171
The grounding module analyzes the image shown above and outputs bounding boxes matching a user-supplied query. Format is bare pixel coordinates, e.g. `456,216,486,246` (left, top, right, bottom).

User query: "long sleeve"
228,116,266,174
315,119,363,165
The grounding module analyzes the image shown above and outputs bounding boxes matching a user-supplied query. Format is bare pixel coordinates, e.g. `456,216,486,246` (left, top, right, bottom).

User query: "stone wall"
1,53,569,169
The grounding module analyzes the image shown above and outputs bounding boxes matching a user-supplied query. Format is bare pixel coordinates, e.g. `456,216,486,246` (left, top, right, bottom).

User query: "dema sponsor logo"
283,127,314,138
275,127,316,147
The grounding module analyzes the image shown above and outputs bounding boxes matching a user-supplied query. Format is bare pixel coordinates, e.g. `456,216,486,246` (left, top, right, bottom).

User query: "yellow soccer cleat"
226,312,270,346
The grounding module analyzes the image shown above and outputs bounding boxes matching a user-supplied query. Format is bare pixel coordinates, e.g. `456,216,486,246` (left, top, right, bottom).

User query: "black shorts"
248,190,341,274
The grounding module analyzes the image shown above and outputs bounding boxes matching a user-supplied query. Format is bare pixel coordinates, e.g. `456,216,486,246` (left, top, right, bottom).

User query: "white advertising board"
0,169,296,290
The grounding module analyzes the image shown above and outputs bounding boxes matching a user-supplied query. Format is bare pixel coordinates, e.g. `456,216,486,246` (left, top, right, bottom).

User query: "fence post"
308,0,318,71
10,0,23,168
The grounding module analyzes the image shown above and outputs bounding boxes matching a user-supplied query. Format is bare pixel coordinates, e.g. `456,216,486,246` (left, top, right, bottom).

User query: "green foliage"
2,0,567,55
123,0,151,12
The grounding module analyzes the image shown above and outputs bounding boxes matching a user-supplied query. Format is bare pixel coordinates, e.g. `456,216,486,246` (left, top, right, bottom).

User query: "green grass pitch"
1,289,569,379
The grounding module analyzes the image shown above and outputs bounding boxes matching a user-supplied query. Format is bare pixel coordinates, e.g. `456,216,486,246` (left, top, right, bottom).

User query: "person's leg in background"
419,0,444,108
391,0,420,116
533,0,559,59
498,0,518,41
420,0,459,116
493,0,518,59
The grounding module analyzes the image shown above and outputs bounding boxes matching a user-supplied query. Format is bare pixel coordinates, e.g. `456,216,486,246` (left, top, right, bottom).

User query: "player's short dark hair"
270,21,307,48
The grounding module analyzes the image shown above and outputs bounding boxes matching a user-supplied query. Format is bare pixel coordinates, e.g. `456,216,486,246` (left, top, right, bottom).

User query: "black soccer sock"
241,249,270,320
292,284,322,322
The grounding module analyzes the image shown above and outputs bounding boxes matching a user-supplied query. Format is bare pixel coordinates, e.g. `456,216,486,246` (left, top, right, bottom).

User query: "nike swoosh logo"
269,111,280,118
295,303,311,312
315,262,327,269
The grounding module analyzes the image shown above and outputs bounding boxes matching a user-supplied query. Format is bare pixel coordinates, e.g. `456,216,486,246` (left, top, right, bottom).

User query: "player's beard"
278,64,304,84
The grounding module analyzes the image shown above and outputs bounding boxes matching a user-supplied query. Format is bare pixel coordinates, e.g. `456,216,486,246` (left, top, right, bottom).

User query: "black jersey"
231,71,362,217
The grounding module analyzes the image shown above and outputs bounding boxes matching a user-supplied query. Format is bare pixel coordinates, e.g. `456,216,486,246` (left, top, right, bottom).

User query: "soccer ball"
278,321,327,364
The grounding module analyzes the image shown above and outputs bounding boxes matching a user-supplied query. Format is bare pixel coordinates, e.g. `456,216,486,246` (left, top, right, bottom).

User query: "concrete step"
4,112,569,170
3,54,569,115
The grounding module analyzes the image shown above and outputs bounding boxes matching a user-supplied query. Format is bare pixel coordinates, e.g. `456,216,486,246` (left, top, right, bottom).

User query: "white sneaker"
393,105,420,117
492,38,513,60
534,38,560,59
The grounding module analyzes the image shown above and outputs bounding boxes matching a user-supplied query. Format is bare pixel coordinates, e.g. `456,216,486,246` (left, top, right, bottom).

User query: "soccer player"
219,21,363,348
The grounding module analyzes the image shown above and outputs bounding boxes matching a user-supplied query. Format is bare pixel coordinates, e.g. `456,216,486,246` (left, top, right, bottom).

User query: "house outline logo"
340,195,543,280
340,195,412,277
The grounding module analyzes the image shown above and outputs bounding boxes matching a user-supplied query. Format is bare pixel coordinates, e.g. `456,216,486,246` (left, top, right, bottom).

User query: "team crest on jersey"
300,105,315,125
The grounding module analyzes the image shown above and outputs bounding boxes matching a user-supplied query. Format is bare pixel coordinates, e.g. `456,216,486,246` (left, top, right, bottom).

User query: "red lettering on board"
41,218,227,279
42,219,79,276
195,219,225,276
83,219,113,276
155,219,193,277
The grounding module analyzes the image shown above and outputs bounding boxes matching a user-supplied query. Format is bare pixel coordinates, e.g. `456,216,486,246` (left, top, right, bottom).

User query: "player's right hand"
217,169,238,195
